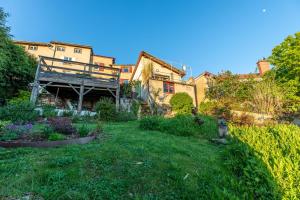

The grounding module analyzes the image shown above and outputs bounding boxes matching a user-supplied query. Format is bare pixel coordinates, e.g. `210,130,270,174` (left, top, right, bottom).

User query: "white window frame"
28,45,38,51
74,48,82,54
56,46,65,51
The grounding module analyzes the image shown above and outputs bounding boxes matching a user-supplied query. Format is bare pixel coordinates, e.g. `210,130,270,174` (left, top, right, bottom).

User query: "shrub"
139,116,163,130
116,111,137,122
0,123,33,141
131,100,141,116
230,113,255,126
95,98,116,121
159,115,198,136
62,110,74,117
227,124,300,199
170,92,193,114
48,117,76,135
77,124,90,137
96,121,103,133
139,114,218,139
42,125,55,138
42,104,57,118
198,101,218,115
48,133,65,141
0,101,38,124
0,120,11,131
8,90,31,104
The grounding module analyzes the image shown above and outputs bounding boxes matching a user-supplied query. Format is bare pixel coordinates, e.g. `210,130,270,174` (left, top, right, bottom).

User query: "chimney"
257,58,270,75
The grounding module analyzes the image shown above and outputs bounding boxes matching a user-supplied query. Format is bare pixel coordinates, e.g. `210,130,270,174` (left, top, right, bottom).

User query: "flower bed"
0,117,101,148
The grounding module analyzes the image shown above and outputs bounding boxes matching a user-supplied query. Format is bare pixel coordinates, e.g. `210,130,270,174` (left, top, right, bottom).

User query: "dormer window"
56,46,65,51
74,48,82,54
28,45,38,51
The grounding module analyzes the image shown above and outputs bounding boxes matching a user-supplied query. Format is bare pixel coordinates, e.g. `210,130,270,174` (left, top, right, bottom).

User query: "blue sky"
1,0,300,76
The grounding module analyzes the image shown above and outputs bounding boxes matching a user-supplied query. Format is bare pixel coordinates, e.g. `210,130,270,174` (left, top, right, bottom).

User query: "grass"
0,119,286,199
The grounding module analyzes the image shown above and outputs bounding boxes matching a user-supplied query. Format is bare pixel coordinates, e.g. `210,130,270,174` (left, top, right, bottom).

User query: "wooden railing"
37,56,121,84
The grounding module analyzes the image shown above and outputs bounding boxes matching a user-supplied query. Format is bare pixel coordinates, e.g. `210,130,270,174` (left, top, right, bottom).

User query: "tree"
268,32,300,113
0,7,37,99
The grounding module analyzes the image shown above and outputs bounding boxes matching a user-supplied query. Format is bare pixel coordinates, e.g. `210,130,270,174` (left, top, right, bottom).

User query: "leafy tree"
268,32,300,112
0,7,37,99
207,71,255,106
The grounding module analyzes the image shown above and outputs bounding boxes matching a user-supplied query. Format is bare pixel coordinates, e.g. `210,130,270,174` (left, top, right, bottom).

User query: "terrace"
30,56,121,112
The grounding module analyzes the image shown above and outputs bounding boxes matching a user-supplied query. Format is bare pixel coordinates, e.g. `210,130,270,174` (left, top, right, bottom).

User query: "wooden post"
116,85,120,111
30,57,42,105
77,81,84,113
116,69,121,111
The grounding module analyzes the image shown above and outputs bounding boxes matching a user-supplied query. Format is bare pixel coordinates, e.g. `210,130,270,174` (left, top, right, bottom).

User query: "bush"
139,116,163,130
0,123,33,141
230,113,255,126
42,125,55,138
198,101,217,115
42,104,57,118
48,117,76,135
139,115,218,139
159,115,198,136
170,92,193,114
95,98,116,121
0,120,11,131
116,111,137,122
227,124,300,199
8,90,31,104
0,101,39,124
48,133,65,141
77,124,90,137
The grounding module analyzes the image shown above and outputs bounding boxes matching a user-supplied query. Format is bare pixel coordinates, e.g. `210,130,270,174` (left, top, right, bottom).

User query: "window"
121,66,131,73
74,48,82,54
63,57,72,61
28,45,38,51
95,62,104,71
163,81,175,94
56,46,65,51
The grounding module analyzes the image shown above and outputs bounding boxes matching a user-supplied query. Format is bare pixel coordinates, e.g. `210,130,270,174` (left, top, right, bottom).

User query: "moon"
262,8,267,13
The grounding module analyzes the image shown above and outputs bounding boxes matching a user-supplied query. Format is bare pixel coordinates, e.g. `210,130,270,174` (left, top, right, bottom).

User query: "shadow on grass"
224,136,282,199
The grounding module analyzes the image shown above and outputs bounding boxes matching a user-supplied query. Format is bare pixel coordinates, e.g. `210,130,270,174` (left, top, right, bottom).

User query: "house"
130,51,197,108
113,64,135,84
14,40,135,81
14,40,122,111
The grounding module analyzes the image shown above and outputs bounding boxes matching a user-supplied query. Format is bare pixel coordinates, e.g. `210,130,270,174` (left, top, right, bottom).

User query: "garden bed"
0,134,97,148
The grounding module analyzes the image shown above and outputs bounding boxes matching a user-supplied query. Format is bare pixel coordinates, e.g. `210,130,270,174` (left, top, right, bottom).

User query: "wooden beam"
68,84,80,95
107,88,116,98
40,84,116,91
77,82,84,113
83,87,95,96
116,84,120,111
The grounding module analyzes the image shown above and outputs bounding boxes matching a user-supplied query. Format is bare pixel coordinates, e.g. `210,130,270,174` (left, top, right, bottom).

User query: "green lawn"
0,121,274,199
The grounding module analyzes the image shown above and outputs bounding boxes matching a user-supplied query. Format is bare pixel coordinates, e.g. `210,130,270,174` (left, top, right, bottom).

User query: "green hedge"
227,124,300,199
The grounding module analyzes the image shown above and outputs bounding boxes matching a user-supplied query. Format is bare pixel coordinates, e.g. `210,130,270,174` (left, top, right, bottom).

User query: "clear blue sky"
1,0,300,76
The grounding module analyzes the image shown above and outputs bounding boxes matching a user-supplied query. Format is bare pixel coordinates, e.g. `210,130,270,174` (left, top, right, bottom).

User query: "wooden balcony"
30,56,121,112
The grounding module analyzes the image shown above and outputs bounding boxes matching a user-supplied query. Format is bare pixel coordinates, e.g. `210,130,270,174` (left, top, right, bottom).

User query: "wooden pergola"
30,56,121,112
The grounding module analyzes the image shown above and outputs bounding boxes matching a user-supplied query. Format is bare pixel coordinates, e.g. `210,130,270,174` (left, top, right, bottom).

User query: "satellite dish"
182,65,187,71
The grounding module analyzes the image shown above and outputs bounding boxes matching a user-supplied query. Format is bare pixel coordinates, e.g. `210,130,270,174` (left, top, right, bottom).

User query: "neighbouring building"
130,51,197,109
14,40,135,81
192,59,271,105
